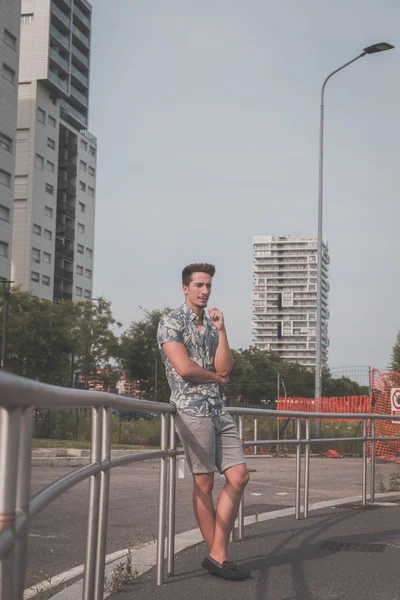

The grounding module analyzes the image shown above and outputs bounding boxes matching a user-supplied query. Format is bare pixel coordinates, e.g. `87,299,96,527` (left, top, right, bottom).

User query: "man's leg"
192,472,215,552
209,463,249,564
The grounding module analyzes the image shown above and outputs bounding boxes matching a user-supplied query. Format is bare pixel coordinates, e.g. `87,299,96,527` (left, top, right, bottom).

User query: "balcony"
48,70,68,93
72,25,89,48
54,288,73,301
49,47,69,72
60,101,88,128
71,44,89,68
51,2,71,29
55,240,74,259
58,179,77,197
55,266,73,281
59,136,78,153
50,25,70,50
70,84,88,106
58,158,77,175
73,4,90,29
56,222,75,240
71,65,88,88
57,200,76,218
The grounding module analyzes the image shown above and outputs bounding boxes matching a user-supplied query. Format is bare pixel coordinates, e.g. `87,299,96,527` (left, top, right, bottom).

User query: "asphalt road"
26,457,398,588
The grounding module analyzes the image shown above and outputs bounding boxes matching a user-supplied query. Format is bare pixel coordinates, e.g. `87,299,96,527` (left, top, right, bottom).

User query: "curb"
25,491,400,600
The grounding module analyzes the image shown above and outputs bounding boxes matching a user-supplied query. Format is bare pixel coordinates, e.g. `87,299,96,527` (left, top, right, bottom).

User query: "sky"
88,0,400,371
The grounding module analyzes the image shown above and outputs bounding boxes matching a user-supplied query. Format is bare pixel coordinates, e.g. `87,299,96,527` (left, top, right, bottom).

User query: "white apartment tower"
11,0,96,301
0,0,22,281
252,235,330,368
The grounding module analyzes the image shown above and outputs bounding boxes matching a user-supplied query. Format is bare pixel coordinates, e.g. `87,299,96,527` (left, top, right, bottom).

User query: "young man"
157,263,250,581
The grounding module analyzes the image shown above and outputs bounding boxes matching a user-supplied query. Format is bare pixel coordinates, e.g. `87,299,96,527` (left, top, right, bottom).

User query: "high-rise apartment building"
252,235,330,369
11,0,96,301
0,0,22,281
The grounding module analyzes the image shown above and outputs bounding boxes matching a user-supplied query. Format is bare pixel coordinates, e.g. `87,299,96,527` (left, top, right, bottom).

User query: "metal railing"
1,371,400,600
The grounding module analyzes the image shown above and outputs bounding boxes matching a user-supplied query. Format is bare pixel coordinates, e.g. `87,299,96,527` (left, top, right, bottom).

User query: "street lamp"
1,280,13,370
315,42,394,435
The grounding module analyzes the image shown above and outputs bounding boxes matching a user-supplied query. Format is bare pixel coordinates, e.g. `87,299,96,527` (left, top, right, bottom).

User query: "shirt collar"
181,302,210,325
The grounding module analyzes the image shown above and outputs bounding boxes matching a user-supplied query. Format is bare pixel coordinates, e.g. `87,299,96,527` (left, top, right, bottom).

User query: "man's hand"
208,307,225,332
216,374,230,384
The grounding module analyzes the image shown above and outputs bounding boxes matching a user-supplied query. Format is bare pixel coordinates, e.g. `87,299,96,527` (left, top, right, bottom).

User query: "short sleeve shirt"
157,303,225,416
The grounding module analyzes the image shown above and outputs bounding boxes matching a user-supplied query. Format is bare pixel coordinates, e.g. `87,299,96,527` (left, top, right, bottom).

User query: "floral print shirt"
157,303,225,416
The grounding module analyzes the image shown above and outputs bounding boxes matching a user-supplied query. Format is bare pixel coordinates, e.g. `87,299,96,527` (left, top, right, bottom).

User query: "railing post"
13,407,33,600
362,419,367,506
156,413,169,586
370,420,376,503
304,418,311,518
83,407,102,600
254,418,258,455
238,415,245,539
167,413,176,577
0,407,21,600
295,418,301,520
94,407,112,600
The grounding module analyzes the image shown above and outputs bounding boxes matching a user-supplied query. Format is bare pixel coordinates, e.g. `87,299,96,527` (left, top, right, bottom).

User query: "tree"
390,332,400,373
119,307,172,400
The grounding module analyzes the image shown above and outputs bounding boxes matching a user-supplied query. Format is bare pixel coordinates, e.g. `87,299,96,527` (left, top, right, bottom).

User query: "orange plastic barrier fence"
276,396,372,422
370,369,400,461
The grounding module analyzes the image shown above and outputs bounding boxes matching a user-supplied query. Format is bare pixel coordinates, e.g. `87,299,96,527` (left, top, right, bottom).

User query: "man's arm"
209,308,234,377
162,342,229,384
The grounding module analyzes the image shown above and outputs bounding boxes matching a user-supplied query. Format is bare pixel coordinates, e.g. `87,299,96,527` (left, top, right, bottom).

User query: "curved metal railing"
1,371,400,600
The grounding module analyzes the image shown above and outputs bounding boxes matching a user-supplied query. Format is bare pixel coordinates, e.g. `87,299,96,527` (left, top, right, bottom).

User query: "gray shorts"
175,411,246,475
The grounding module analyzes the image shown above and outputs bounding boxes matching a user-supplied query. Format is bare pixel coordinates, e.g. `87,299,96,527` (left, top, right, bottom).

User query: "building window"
0,205,10,222
0,169,11,187
37,108,46,124
49,93,57,105
31,271,40,282
43,252,51,263
2,63,15,84
89,146,96,157
80,139,87,150
77,243,84,254
85,247,93,258
45,183,54,195
0,133,13,152
21,14,34,24
47,138,56,150
32,248,41,264
76,286,83,297
46,160,55,173
4,30,17,50
44,205,53,218
48,115,56,128
79,160,87,171
84,289,91,299
43,228,52,240
42,275,51,287
78,222,85,234
78,202,86,213
79,181,86,192
0,241,9,257
33,224,42,236
35,154,44,170
85,269,92,279
76,265,83,275
88,166,95,177
88,186,94,197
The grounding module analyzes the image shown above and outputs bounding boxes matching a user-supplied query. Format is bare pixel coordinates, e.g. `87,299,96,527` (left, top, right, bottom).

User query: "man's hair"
182,263,216,286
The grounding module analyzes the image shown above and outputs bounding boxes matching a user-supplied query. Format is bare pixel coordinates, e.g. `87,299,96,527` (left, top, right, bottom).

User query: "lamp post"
315,42,394,436
1,280,13,370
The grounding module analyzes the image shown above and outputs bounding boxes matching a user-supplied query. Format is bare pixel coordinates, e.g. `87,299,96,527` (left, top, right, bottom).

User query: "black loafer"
201,556,250,580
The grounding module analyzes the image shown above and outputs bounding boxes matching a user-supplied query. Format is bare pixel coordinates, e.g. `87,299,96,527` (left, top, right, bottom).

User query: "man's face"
183,272,212,309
